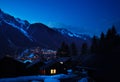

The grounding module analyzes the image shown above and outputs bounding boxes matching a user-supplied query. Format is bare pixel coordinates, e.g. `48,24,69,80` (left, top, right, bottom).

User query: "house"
26,59,44,75
0,56,26,78
26,57,74,75
39,57,73,75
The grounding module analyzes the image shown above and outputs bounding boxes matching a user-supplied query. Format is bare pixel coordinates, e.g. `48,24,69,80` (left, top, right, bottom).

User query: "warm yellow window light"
51,69,56,74
54,69,56,74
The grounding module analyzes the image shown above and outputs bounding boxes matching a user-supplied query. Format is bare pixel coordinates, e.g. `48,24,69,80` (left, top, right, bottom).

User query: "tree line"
56,41,88,57
57,25,120,57
91,25,120,55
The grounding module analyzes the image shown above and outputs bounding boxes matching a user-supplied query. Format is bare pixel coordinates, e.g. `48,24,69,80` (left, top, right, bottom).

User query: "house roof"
56,57,70,62
40,57,70,70
25,57,71,70
0,56,26,68
26,59,44,68
0,56,25,65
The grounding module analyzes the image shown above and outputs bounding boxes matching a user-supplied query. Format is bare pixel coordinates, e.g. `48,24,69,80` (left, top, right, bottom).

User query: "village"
16,47,57,63
0,47,95,82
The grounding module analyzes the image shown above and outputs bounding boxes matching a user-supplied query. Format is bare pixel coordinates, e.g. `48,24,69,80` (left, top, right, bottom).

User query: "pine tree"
90,35,98,53
99,32,105,53
106,28,112,40
56,42,70,57
106,26,116,40
81,42,88,55
100,32,105,41
71,42,78,56
56,48,61,57
111,25,117,37
105,26,117,53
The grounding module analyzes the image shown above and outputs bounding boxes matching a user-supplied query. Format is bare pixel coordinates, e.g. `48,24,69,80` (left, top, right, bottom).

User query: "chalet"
26,59,44,75
39,57,73,75
25,57,75,75
0,56,26,78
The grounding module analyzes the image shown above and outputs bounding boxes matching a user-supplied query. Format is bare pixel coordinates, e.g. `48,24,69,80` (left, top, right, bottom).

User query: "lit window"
51,69,56,74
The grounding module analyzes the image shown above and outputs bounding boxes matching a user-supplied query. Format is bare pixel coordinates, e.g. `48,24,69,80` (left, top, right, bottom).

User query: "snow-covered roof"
56,57,70,62
26,59,43,68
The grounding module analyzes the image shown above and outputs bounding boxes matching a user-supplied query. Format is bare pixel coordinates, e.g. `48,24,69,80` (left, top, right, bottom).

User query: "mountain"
0,9,30,35
0,9,91,57
0,9,36,57
53,28,91,40
27,23,64,49
52,28,91,48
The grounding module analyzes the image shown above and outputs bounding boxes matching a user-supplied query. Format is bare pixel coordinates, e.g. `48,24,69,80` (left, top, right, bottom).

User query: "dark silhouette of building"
0,56,26,78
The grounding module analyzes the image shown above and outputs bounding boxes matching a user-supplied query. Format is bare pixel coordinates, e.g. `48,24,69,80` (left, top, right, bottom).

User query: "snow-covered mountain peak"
54,28,72,34
53,28,90,40
0,9,32,41
0,9,30,29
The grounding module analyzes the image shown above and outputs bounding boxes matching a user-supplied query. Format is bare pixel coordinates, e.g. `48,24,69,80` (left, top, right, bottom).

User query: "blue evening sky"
0,0,120,36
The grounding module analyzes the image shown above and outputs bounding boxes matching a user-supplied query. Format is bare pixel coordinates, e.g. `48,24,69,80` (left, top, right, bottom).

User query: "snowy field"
0,74,78,82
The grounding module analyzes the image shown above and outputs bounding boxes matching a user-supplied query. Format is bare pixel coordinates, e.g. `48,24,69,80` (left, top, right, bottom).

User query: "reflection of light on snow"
67,69,72,74
28,53,34,58
24,60,32,63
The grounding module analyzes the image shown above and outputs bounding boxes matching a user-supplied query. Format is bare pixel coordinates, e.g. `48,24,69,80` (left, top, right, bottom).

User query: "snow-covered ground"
78,77,88,82
44,78,60,82
0,74,77,82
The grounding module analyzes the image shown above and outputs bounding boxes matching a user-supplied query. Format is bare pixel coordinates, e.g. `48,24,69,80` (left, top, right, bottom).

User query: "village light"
60,62,63,64
64,68,66,70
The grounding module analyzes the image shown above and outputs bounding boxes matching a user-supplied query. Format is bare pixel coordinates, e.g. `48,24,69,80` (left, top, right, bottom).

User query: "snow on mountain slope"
53,28,91,40
0,9,32,41
0,9,29,28
3,20,32,41
0,9,92,57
